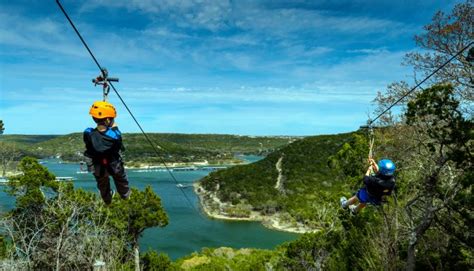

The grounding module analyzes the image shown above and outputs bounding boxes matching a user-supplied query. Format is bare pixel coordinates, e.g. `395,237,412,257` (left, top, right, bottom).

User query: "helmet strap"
105,118,114,127
93,117,114,127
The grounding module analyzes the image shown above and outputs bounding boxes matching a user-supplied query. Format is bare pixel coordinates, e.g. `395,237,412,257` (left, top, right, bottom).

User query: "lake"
0,158,299,259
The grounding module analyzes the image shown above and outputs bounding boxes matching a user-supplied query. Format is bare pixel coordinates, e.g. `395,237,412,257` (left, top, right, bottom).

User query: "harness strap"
367,120,375,160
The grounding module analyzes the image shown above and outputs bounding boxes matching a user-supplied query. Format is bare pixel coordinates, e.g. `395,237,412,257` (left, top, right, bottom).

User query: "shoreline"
193,182,317,234
42,158,249,169
41,159,245,170
1,170,21,178
124,161,243,170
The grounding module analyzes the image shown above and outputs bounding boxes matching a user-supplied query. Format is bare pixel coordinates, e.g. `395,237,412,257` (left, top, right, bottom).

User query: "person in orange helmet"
83,101,130,204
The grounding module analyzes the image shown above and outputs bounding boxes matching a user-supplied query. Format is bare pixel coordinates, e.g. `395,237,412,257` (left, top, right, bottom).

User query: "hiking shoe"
104,190,115,205
340,197,348,209
121,189,131,200
349,205,358,215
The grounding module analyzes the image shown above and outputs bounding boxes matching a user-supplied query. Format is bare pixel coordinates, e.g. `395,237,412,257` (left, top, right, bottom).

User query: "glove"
84,156,94,172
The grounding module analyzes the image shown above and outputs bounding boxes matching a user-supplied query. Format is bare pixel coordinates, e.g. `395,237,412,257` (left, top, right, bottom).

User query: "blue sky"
0,0,463,135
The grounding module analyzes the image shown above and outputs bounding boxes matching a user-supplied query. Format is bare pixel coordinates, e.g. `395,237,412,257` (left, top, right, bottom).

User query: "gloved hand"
84,157,94,172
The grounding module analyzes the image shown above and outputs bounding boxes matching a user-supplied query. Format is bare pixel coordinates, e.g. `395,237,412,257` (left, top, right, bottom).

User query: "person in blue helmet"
340,158,396,214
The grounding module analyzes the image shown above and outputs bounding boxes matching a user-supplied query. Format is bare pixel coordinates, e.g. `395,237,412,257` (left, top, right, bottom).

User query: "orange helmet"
89,101,117,119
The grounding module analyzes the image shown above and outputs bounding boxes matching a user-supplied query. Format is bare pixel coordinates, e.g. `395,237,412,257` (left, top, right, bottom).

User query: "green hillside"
0,133,297,164
0,135,60,144
198,132,355,227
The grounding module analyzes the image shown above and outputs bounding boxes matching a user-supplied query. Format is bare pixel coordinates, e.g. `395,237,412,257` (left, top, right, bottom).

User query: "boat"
77,162,89,174
55,177,75,182
176,183,192,188
0,177,8,185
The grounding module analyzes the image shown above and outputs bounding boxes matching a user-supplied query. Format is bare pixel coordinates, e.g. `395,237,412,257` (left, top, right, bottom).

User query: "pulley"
92,67,119,101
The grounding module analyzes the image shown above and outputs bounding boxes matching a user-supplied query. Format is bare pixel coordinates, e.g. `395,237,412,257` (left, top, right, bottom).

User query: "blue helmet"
378,159,396,176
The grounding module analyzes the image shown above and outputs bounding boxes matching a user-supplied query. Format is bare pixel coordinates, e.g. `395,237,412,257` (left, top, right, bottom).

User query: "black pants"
92,159,130,204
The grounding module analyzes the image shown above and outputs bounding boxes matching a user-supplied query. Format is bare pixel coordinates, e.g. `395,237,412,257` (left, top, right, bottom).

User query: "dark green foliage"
0,235,7,259
202,157,280,210
278,231,342,270
328,132,369,185
141,251,174,271
406,84,473,164
279,134,351,187
410,229,474,270
200,133,353,222
407,84,473,232
175,247,277,270
108,186,169,245
0,120,4,135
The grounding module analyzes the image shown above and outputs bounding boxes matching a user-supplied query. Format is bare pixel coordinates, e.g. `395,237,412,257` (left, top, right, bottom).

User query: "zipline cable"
56,0,198,212
363,41,472,166
368,132,375,159
369,40,474,126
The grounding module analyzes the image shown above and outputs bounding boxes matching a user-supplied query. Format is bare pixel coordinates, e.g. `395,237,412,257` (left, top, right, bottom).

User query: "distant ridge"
0,133,298,164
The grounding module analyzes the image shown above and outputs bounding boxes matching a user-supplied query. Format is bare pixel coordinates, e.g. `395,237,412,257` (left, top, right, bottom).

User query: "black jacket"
83,127,124,162
363,174,395,199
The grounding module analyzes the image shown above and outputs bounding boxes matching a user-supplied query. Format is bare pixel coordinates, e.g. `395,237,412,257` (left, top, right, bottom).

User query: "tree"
402,84,473,270
406,1,473,101
277,231,348,270
6,157,58,210
0,120,4,135
108,186,169,271
1,187,129,270
328,133,369,185
370,3,473,267
141,251,174,271
374,1,474,121
2,158,169,270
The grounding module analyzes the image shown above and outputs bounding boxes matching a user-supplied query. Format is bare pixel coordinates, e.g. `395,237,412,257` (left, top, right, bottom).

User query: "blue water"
0,158,298,259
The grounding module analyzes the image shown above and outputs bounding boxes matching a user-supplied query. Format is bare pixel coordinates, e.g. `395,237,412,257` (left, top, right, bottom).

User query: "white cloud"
81,0,232,31
347,48,389,54
0,12,85,58
80,0,409,36
234,8,408,37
